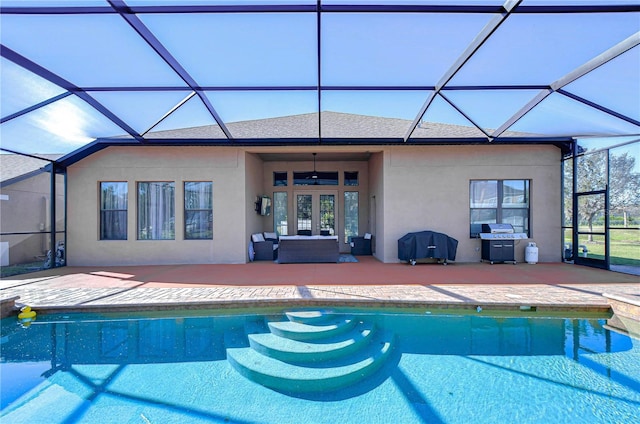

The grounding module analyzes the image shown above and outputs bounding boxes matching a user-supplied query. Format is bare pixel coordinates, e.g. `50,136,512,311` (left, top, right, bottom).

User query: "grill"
479,224,528,264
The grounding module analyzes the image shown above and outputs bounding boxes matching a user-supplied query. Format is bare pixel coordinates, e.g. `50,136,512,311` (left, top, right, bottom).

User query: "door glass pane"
577,151,607,193
577,234,605,260
578,194,606,235
563,159,573,227
320,194,335,235
273,192,288,236
296,194,312,232
344,192,359,242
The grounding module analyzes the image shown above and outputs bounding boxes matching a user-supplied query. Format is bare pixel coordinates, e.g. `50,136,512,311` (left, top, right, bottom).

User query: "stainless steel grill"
479,224,528,264
479,223,528,240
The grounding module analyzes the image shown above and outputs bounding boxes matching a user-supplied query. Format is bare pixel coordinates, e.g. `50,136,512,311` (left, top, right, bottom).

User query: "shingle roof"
0,154,62,184
144,111,537,140
55,112,554,168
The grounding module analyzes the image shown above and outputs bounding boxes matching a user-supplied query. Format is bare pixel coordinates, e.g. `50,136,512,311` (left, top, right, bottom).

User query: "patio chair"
252,233,278,261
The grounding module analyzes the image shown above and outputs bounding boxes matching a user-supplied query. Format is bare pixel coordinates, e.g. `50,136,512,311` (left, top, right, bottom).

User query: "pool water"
1,309,639,424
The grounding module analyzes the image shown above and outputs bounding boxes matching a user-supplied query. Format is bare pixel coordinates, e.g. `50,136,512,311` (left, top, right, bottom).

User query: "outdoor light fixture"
311,153,318,179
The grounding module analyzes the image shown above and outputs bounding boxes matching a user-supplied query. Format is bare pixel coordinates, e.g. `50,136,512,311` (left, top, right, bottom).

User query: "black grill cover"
398,230,458,262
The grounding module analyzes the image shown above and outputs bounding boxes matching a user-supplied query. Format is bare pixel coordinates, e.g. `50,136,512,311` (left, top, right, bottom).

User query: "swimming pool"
1,308,639,423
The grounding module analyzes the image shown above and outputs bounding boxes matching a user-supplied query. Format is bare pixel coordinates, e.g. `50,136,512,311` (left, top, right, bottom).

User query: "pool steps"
249,321,375,363
285,310,334,324
267,317,357,341
225,311,394,393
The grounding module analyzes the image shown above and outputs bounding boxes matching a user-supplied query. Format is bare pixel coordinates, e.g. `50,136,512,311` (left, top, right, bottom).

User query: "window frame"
273,171,288,187
344,191,359,243
99,181,128,240
137,181,175,240
273,191,288,236
293,171,339,186
184,181,213,240
469,179,530,238
344,171,359,186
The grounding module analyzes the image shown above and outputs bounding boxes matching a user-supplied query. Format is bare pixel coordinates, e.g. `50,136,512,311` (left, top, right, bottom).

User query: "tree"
572,149,640,241
609,151,640,227
576,151,607,239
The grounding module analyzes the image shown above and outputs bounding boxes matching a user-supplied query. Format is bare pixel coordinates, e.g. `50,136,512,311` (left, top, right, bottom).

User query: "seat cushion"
264,232,278,241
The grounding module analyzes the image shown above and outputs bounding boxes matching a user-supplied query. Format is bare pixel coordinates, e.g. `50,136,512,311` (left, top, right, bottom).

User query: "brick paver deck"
1,258,638,314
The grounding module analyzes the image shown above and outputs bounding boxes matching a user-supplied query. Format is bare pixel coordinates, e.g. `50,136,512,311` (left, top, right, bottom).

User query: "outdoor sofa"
277,235,339,263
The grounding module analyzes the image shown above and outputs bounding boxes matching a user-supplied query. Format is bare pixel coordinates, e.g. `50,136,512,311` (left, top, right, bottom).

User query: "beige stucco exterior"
377,145,561,263
67,146,247,265
66,144,562,266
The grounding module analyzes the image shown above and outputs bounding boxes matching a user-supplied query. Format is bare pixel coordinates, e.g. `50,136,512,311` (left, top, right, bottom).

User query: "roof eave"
56,136,574,167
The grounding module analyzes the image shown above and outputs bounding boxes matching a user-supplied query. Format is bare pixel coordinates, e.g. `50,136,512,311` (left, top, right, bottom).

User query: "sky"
0,0,638,155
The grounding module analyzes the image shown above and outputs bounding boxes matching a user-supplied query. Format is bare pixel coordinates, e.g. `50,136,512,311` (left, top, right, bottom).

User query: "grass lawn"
1,261,46,278
570,228,640,265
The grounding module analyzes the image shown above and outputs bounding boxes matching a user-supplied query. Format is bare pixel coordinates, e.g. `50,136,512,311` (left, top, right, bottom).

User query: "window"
100,182,127,240
184,182,213,239
273,172,287,186
293,171,338,185
344,191,359,242
344,172,359,186
273,192,288,236
138,182,175,240
470,180,530,237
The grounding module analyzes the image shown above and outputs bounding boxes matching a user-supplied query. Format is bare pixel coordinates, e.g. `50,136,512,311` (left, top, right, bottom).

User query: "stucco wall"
246,152,266,259
66,146,247,265
65,144,562,266
381,145,562,263
368,152,385,260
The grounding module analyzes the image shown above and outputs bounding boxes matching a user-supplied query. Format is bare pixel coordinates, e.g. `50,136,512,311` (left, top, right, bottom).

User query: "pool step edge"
226,330,394,393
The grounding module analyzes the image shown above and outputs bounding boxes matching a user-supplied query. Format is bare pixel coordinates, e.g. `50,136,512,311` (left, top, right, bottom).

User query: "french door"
294,191,337,236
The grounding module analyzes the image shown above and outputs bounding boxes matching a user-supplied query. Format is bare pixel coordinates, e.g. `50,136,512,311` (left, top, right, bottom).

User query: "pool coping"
0,295,20,319
6,297,613,316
